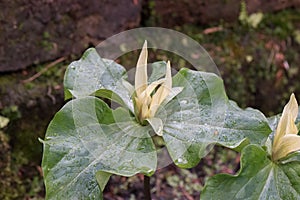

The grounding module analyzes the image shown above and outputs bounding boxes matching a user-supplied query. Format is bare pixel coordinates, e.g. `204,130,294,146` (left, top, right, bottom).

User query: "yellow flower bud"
134,41,172,123
272,94,300,161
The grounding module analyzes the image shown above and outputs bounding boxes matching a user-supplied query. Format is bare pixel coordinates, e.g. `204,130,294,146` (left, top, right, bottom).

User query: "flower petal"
135,41,148,97
144,79,165,97
141,103,150,120
273,94,298,148
164,60,172,93
149,61,172,117
272,134,300,161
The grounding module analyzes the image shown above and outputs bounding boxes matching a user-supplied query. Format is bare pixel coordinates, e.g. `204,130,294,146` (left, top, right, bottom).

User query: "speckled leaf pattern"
219,101,272,148
159,69,228,168
46,47,275,199
64,48,133,110
202,144,300,200
42,97,156,199
158,68,271,168
148,61,167,83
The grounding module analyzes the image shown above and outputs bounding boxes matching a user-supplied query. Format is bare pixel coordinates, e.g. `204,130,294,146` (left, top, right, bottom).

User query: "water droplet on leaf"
180,99,188,104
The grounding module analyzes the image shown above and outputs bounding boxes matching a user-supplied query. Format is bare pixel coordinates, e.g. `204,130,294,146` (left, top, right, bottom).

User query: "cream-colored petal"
149,61,172,109
286,94,298,134
134,97,142,113
144,95,152,107
144,79,165,96
272,134,300,161
141,103,150,120
135,41,148,97
273,94,298,148
148,61,172,117
135,93,151,112
164,61,172,91
149,87,164,117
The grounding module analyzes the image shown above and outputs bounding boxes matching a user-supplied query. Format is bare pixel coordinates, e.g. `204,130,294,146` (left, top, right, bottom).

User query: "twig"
266,49,275,72
22,57,66,83
203,26,223,34
47,86,56,104
144,175,152,200
180,186,194,200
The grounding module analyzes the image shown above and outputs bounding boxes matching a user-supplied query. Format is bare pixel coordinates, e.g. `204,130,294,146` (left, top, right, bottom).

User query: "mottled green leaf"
95,171,111,192
148,61,167,83
220,101,272,149
64,48,133,110
159,68,227,168
93,89,128,109
42,97,156,199
146,117,163,136
202,144,300,200
158,68,271,168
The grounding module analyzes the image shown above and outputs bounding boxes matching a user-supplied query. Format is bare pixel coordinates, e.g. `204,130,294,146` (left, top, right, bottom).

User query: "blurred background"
1,0,300,199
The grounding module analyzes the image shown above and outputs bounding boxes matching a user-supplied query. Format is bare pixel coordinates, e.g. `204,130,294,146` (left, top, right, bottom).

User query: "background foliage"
1,2,300,199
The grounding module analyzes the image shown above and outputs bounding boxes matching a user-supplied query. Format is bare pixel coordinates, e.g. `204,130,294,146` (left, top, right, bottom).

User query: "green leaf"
64,48,133,110
267,114,281,137
0,115,9,128
158,68,270,168
42,97,156,199
202,144,300,200
93,89,128,109
220,101,272,149
146,117,163,136
95,171,111,192
160,68,228,168
64,88,73,101
280,151,300,164
148,61,167,83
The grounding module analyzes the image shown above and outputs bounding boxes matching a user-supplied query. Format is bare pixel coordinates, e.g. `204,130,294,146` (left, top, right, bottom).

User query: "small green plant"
41,41,300,199
239,1,263,29
0,115,9,129
202,94,300,199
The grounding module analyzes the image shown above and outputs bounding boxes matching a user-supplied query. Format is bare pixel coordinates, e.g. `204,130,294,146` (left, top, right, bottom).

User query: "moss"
0,131,26,200
0,60,65,199
167,8,300,115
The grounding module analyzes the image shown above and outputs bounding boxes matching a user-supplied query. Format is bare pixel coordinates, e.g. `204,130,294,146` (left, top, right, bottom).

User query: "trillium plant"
41,41,300,199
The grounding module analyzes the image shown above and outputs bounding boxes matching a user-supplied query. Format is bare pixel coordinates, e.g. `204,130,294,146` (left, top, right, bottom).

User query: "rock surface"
0,0,142,72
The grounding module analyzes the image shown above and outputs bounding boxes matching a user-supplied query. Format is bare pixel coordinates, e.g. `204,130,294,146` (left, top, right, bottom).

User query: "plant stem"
144,175,151,200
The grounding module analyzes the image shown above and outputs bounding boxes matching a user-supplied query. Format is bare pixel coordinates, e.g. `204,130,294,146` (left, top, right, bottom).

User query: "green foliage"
218,101,271,149
0,115,9,128
0,105,21,121
41,47,274,199
41,21,300,198
42,97,156,199
239,1,263,29
294,30,300,45
202,144,300,200
202,106,300,199
261,9,300,39
168,9,300,116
